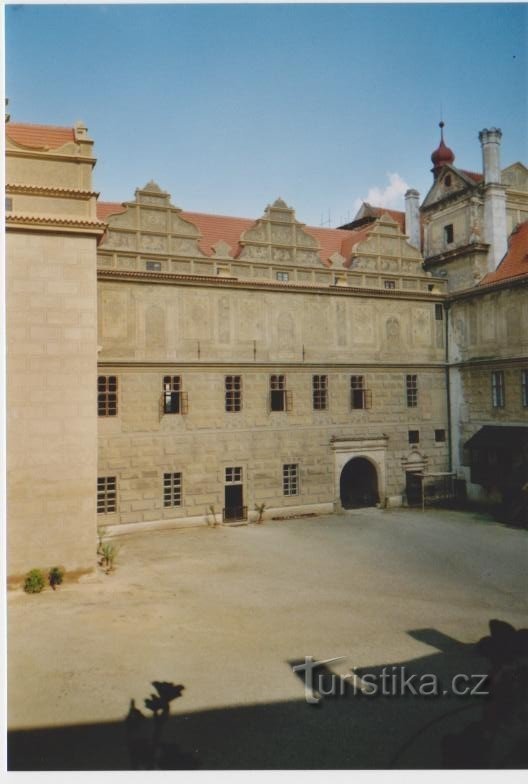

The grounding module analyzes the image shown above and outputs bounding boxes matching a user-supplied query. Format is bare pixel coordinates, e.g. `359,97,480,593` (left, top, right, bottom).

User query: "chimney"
404,189,421,249
479,128,507,270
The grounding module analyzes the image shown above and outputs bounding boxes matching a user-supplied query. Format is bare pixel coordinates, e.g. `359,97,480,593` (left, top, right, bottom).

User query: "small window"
270,375,292,412
163,472,182,507
435,429,446,443
444,175,452,187
6,197,13,211
146,261,162,272
351,375,372,410
276,271,289,282
283,463,299,496
406,375,418,408
98,376,118,416
522,369,528,408
225,375,242,412
383,280,396,290
408,430,420,445
491,371,505,408
312,375,328,410
163,376,188,414
97,476,116,514
444,224,454,244
225,466,242,484
435,304,444,321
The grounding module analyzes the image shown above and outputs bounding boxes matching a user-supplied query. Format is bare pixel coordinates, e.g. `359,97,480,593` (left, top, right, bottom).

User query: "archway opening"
340,457,379,509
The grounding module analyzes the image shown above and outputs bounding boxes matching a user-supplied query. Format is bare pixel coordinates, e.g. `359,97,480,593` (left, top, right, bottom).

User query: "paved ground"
7,507,528,770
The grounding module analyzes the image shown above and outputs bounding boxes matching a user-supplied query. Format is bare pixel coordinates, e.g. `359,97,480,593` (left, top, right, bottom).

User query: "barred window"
225,466,242,483
225,375,242,412
406,375,418,408
276,271,289,282
522,370,528,408
491,371,505,408
408,430,420,445
97,476,116,514
283,463,299,496
312,375,328,410
270,375,292,412
98,376,118,416
351,375,372,409
163,472,182,507
163,376,188,414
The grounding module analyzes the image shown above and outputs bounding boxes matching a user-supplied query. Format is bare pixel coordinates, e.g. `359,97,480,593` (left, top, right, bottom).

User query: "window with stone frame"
270,375,292,412
435,429,446,443
283,463,299,496
163,376,188,414
97,476,116,514
163,472,182,507
225,375,242,412
444,224,454,244
408,430,420,445
406,375,418,408
491,370,505,408
98,376,118,416
350,375,372,409
312,375,328,410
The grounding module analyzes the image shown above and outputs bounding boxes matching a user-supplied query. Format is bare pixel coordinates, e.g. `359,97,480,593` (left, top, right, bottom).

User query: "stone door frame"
331,435,389,510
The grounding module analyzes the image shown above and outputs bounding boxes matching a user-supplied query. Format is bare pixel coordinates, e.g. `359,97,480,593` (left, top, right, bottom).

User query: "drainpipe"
444,301,453,475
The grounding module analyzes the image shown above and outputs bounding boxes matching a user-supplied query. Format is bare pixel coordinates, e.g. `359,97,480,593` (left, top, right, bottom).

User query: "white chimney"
404,188,421,249
479,128,507,270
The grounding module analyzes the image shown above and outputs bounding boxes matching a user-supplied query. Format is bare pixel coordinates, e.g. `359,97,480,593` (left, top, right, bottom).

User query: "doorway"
223,465,246,522
340,457,379,509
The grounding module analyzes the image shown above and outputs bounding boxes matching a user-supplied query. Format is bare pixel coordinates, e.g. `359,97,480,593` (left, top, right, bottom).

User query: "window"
435,304,444,321
225,466,242,483
383,280,396,290
270,375,292,412
163,376,188,414
406,375,418,408
491,371,505,408
283,464,299,496
444,175,452,187
6,197,13,211
163,472,182,507
435,429,446,443
97,476,116,514
408,430,420,445
312,375,328,410
146,260,161,271
351,376,372,409
276,271,289,282
444,224,454,244
98,376,118,416
522,370,528,408
225,375,242,412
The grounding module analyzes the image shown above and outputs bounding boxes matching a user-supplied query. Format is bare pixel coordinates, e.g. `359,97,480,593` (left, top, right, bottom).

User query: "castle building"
5,118,528,583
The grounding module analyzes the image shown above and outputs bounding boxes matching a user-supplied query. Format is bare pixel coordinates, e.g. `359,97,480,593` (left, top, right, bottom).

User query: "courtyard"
7,507,528,770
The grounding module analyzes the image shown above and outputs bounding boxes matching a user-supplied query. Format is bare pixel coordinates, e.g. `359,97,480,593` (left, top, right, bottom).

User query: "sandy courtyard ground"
7,507,528,770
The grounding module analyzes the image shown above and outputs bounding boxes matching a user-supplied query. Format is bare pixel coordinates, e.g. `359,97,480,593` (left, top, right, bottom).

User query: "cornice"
97,268,447,301
447,272,528,302
449,355,528,369
97,360,448,370
424,242,489,267
6,148,97,166
6,213,106,235
6,183,99,200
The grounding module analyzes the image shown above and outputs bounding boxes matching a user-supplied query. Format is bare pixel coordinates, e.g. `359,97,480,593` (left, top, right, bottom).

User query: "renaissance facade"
6,118,528,583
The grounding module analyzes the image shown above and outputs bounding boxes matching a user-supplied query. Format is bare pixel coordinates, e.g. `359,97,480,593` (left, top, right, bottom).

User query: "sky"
5,3,528,227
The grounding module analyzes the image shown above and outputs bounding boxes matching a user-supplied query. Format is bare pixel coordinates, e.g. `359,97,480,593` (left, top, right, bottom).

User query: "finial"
439,120,445,140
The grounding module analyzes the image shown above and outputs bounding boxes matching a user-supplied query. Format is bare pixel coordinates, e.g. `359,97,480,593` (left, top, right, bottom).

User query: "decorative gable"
346,215,425,277
238,198,324,267
421,165,479,209
502,163,528,192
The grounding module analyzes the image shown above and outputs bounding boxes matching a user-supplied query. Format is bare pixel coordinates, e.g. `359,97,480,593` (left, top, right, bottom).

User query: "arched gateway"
340,457,380,509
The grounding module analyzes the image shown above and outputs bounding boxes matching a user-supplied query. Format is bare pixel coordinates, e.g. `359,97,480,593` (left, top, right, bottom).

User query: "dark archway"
340,457,379,509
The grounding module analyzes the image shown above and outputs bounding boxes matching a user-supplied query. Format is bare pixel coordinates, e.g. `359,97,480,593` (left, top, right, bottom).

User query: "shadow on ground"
8,620,528,770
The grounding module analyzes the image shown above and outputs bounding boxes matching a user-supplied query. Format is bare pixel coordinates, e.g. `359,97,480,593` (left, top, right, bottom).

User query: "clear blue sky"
6,3,528,227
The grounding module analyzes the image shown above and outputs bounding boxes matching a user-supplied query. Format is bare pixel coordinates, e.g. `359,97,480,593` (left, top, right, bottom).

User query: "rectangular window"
491,371,505,408
276,271,289,282
283,464,299,496
435,304,444,321
383,279,396,290
408,430,420,445
163,375,188,414
444,224,454,244
97,476,116,514
522,370,528,408
270,375,292,412
312,375,328,410
350,375,372,409
146,260,161,271
435,429,446,443
225,466,242,484
406,375,418,408
225,375,242,412
163,472,182,507
98,376,118,416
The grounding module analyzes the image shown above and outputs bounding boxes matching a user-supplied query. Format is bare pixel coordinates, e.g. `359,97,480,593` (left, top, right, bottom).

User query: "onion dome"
431,121,455,178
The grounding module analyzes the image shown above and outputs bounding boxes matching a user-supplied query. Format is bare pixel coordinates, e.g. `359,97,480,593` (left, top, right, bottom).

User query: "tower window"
444,224,454,244
435,304,444,320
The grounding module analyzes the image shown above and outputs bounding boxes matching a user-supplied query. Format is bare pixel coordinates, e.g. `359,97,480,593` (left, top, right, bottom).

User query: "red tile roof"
97,201,127,222
6,122,75,149
459,169,483,183
480,221,528,285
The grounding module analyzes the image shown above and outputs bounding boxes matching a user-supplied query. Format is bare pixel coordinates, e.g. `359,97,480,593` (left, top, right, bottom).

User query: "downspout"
444,301,453,474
